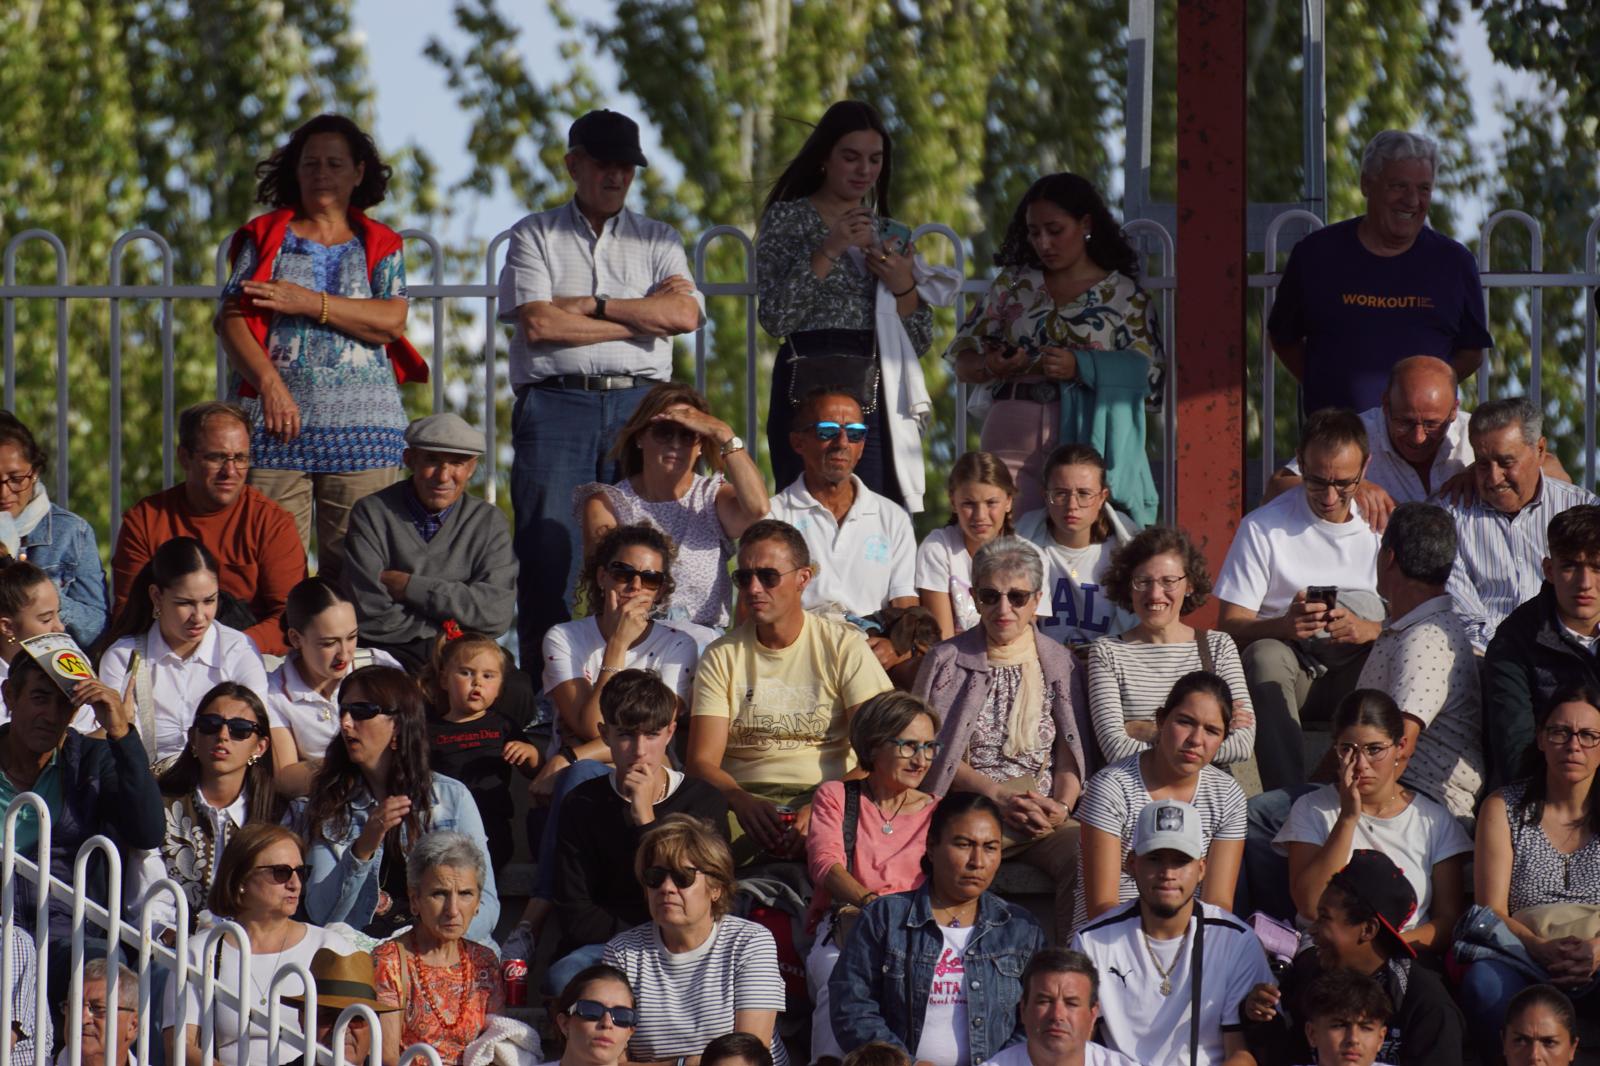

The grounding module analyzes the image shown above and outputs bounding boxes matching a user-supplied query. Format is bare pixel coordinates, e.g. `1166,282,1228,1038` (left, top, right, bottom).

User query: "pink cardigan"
804,779,937,932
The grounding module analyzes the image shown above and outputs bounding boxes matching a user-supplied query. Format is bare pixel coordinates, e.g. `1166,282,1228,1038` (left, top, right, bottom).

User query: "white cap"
1132,799,1205,860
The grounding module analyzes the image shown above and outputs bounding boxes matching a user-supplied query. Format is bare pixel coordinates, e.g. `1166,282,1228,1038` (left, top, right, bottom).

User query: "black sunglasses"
194,713,264,740
339,701,396,722
645,422,700,447
253,863,310,885
641,865,701,890
607,560,665,590
568,999,638,1028
733,566,801,590
800,420,868,443
975,587,1036,609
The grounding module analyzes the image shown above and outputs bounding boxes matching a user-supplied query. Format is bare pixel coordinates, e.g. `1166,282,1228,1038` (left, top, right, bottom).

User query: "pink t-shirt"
804,779,937,930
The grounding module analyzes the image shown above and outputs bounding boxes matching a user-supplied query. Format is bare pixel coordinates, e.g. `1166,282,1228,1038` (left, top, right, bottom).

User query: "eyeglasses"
975,587,1036,609
645,422,700,447
194,713,265,740
1045,488,1105,507
1388,417,1450,436
1131,575,1186,593
1332,741,1396,763
606,560,665,590
567,1000,638,1028
0,469,38,493
1543,725,1600,749
198,451,251,471
339,701,396,722
252,863,310,885
733,566,802,589
800,421,869,443
641,865,701,890
1304,474,1362,498
887,738,943,760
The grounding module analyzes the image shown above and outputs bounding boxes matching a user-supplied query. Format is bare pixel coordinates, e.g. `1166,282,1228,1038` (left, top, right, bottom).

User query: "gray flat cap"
404,413,484,456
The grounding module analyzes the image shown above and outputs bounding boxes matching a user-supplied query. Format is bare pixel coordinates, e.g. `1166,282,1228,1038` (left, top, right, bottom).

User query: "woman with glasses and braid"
577,381,768,633
603,815,789,1066
914,535,1090,937
300,665,500,946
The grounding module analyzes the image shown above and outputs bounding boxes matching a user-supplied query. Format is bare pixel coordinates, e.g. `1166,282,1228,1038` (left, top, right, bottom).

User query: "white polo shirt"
1214,489,1381,618
981,1041,1138,1066
264,648,403,763
1071,900,1272,1066
1286,406,1473,504
768,474,917,616
71,622,268,764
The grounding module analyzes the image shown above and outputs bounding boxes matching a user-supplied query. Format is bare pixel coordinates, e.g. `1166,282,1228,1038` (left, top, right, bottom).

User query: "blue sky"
354,0,1540,258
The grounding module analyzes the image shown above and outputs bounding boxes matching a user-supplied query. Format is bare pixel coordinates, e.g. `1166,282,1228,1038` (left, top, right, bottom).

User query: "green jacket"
1057,348,1159,526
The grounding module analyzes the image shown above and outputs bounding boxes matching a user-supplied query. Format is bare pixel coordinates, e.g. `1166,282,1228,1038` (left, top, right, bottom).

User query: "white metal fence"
2,211,1598,539
0,791,447,1066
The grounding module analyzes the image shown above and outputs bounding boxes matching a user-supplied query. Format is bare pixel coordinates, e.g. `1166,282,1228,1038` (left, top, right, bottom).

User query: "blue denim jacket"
301,772,501,947
21,504,108,648
830,886,1044,1063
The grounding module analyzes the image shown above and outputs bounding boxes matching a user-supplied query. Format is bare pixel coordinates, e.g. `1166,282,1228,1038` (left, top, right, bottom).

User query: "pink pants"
980,398,1061,513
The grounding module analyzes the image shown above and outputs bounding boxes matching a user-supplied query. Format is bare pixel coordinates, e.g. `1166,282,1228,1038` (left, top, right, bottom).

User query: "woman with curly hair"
301,665,500,945
216,113,423,582
944,173,1162,520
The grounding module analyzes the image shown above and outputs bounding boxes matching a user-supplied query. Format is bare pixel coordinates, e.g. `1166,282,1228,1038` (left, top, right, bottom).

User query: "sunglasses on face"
606,560,665,590
733,566,801,590
194,713,264,740
645,422,700,447
975,587,1036,609
641,865,701,890
567,999,638,1028
801,421,868,443
253,863,310,885
340,701,396,722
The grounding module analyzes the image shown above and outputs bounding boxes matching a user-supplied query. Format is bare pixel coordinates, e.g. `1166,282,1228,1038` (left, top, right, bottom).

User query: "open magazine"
18,631,97,695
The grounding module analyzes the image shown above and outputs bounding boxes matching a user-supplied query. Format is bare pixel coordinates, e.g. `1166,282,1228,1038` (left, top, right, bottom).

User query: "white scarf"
7,485,52,552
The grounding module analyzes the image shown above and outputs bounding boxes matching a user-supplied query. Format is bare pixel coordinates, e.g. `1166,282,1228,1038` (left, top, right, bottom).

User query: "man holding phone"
1215,409,1385,791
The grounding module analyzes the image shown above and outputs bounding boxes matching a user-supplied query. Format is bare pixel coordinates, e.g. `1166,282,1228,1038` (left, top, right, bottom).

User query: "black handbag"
786,333,880,415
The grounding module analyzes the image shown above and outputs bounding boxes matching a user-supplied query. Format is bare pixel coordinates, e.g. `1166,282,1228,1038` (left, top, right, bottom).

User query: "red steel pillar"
1175,0,1248,627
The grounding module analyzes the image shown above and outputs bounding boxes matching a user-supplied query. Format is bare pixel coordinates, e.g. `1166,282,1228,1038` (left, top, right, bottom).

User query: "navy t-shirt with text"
1268,217,1491,413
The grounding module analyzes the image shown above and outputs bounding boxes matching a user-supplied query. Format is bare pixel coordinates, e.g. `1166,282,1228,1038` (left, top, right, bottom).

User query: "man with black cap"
1242,850,1464,1066
1071,799,1273,1066
496,108,706,669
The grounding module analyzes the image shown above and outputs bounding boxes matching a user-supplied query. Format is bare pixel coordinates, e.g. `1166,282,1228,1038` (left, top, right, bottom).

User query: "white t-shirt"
769,474,918,616
1213,489,1381,618
981,1042,1140,1066
264,648,402,763
915,526,1051,635
1071,900,1273,1066
168,923,356,1065
913,924,975,1066
1272,784,1473,927
1017,510,1136,646
540,617,699,701
73,622,269,763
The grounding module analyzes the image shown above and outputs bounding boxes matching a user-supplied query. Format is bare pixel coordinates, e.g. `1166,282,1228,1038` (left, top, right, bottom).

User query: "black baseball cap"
1328,849,1419,959
568,110,648,168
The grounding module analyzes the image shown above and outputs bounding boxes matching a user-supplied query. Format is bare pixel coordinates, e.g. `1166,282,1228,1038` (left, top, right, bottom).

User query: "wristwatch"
593,293,610,319
720,434,745,457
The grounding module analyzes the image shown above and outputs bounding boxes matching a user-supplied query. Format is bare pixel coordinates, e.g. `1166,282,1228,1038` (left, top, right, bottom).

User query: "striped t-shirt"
1073,754,1248,929
1085,631,1257,766
603,917,789,1066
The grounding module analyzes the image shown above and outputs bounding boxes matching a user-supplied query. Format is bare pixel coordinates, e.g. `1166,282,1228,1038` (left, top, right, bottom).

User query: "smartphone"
876,216,914,251
1306,585,1339,610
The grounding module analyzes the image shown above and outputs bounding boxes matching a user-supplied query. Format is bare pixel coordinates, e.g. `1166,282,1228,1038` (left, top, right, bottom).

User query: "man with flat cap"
497,108,706,670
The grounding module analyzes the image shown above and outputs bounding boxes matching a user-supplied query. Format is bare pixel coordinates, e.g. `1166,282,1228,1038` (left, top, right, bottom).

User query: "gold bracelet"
318,291,329,325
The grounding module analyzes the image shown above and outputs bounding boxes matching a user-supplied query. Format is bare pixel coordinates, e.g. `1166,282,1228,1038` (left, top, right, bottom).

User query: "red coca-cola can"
503,957,528,1006
775,805,797,832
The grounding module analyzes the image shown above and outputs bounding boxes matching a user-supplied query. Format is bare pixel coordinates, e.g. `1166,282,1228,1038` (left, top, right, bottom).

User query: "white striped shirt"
1086,631,1256,766
496,199,704,385
1072,755,1247,930
1442,474,1597,650
603,917,789,1066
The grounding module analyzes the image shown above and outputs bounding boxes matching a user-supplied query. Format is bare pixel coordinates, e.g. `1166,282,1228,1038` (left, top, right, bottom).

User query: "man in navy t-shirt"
1269,130,1490,414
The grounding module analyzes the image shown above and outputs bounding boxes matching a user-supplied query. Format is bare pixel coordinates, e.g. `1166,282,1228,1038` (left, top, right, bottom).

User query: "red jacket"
226,207,428,395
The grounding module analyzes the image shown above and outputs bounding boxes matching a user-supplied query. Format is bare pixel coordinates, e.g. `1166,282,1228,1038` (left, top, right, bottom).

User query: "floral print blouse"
755,198,934,353
374,938,503,1065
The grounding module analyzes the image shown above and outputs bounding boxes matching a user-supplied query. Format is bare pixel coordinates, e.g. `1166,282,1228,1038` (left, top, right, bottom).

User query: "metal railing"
2,211,1597,541
0,791,447,1066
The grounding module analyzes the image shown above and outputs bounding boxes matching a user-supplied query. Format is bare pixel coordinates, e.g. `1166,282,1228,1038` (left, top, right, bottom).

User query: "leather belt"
992,381,1059,404
517,373,656,397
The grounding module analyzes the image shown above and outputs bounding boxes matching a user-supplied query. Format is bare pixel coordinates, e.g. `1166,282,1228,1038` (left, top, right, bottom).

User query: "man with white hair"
1268,130,1491,414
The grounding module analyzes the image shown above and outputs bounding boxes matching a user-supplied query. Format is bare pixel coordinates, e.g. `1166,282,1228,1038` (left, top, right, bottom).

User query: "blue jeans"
544,942,608,998
1460,958,1600,1052
511,382,654,665
1233,784,1316,923
529,759,613,899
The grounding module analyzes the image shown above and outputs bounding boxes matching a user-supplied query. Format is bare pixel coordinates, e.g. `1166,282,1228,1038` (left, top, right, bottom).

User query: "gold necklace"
1141,924,1190,997
1363,787,1407,820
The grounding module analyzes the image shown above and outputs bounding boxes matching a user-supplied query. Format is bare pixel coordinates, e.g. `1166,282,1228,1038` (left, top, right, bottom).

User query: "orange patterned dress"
374,937,504,1064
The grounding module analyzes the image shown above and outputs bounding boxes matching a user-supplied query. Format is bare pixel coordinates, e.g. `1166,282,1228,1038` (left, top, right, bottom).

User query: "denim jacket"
829,885,1044,1063
21,504,108,648
301,772,500,947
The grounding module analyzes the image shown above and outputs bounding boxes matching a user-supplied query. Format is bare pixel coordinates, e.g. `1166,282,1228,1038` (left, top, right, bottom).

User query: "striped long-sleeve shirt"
1085,631,1257,766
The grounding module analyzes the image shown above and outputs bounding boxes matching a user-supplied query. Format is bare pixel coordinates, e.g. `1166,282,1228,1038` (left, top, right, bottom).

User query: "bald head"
1382,356,1459,466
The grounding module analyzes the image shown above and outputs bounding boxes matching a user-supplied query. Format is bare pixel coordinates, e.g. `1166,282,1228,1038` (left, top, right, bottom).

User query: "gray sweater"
344,481,516,644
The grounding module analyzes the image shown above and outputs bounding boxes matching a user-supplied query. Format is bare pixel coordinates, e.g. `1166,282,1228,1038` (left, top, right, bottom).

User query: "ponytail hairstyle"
281,576,351,644
1155,671,1235,736
0,557,54,624
94,537,220,660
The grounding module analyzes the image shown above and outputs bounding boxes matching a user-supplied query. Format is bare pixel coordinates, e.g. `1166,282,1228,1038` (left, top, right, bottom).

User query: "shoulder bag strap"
841,780,863,878
134,632,159,761
1194,629,1214,675
1190,910,1206,1066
